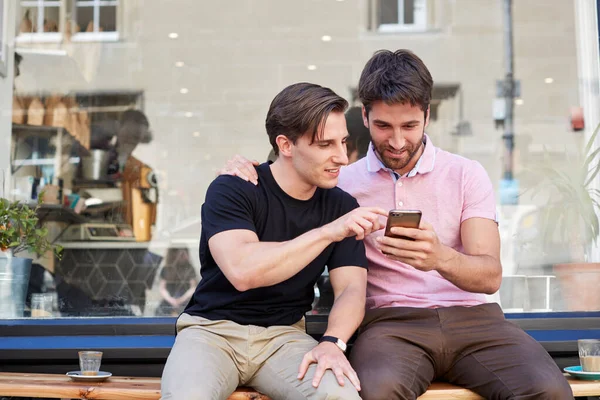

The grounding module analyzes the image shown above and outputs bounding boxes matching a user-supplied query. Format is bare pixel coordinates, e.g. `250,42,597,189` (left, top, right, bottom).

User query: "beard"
375,130,425,172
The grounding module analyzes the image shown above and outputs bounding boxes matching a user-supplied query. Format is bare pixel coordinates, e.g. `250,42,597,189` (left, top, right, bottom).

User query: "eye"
318,143,331,148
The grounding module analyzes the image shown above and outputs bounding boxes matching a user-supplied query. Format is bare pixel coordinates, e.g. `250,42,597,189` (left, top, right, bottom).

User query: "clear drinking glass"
30,293,53,318
79,351,103,376
578,339,600,372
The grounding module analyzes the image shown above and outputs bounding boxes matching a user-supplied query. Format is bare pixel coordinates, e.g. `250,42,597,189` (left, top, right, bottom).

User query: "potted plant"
526,123,600,311
0,197,62,318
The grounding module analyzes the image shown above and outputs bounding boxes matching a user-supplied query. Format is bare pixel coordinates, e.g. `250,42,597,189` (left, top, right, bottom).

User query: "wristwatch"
319,336,347,352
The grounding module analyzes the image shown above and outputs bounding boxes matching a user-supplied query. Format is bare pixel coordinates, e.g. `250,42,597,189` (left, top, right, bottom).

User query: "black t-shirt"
184,163,368,327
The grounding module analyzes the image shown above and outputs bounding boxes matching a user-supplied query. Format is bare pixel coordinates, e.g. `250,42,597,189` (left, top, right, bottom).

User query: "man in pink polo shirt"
221,50,571,399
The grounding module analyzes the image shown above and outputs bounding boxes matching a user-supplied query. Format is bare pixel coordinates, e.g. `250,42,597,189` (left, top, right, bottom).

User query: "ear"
424,105,431,128
361,106,369,129
275,135,293,157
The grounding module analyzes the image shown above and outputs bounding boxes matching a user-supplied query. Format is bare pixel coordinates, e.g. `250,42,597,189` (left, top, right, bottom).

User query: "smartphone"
384,210,422,240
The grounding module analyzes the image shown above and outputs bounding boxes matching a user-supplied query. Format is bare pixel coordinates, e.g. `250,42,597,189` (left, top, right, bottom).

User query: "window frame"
15,0,63,43
15,0,120,43
376,0,428,33
0,0,7,78
71,0,119,42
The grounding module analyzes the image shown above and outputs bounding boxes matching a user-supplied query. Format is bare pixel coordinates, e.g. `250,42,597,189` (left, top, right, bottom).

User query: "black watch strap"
319,335,347,352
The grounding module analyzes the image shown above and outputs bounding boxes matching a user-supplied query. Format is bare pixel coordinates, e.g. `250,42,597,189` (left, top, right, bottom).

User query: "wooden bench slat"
418,376,600,399
417,382,483,399
0,372,160,400
0,372,270,400
0,372,598,399
568,377,600,397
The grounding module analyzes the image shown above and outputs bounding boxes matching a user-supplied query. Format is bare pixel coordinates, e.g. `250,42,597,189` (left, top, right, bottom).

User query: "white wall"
0,0,15,198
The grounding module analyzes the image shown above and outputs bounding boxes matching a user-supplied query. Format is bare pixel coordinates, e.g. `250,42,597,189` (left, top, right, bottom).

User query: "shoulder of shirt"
342,158,367,174
338,158,367,187
433,147,483,170
322,185,359,208
209,174,259,194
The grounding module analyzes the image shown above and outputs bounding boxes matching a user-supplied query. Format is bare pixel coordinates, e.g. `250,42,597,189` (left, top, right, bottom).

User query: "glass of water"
79,351,103,376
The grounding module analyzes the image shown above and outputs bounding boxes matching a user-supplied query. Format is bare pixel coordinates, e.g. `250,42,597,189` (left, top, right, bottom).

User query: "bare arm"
436,218,502,294
158,279,178,307
377,217,502,294
176,278,198,306
210,207,386,291
323,267,367,343
297,266,367,391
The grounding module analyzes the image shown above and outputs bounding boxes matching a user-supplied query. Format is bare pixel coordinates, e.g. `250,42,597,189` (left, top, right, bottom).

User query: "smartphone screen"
384,210,422,240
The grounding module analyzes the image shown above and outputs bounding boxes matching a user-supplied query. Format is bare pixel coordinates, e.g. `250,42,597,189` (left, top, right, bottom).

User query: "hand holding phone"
384,210,422,240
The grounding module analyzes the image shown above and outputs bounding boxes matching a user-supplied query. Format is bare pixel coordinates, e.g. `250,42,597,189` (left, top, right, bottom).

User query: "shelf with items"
12,93,92,150
11,124,90,179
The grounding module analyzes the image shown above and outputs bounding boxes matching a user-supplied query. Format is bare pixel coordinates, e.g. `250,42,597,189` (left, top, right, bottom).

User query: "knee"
314,373,361,400
161,386,204,400
528,378,573,400
358,370,417,400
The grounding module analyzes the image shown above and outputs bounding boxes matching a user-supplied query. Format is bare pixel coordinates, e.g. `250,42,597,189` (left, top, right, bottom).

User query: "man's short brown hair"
358,49,433,118
266,83,348,156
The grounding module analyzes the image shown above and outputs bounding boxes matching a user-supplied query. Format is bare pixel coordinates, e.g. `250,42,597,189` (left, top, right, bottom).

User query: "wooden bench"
0,372,599,399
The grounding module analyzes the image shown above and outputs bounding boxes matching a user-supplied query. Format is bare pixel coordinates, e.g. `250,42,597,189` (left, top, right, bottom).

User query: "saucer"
564,366,600,381
66,371,112,382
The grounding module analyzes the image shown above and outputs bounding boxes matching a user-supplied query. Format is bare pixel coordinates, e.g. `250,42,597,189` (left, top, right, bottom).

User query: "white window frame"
15,0,63,43
71,0,119,42
0,0,7,77
377,0,427,33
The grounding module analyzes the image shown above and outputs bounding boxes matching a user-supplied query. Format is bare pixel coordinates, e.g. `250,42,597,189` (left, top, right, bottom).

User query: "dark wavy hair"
266,83,348,156
358,49,433,119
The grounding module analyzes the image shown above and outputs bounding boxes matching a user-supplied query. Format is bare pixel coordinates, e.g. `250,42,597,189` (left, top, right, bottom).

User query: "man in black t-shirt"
161,83,387,400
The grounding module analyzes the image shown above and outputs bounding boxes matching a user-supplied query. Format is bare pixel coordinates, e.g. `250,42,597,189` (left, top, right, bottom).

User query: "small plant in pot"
525,123,600,311
0,197,62,318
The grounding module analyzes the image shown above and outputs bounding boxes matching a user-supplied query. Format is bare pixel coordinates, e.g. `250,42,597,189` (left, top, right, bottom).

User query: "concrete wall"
8,0,583,237
0,0,16,198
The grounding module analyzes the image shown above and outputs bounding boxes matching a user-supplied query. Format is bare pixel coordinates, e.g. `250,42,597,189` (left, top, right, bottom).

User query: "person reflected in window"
345,106,371,164
156,248,197,317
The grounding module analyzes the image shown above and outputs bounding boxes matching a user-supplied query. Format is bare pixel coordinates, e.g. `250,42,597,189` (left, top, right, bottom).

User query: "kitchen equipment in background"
81,150,111,180
81,187,123,215
61,223,135,242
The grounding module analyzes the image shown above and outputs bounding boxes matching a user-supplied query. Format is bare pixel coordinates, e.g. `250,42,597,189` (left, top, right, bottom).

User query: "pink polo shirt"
337,134,497,309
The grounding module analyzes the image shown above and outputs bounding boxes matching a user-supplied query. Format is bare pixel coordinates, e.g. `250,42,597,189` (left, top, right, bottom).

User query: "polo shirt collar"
366,133,436,177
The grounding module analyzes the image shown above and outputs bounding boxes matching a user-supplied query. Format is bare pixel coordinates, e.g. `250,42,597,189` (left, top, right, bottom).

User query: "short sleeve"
327,194,369,271
461,160,497,223
201,176,258,240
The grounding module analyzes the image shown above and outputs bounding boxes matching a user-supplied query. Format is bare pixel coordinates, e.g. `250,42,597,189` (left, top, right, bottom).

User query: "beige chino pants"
161,313,360,400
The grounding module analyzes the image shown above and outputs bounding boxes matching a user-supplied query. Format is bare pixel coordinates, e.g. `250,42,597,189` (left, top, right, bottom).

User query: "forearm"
159,285,177,305
323,285,366,343
229,227,334,290
437,246,502,294
179,287,196,303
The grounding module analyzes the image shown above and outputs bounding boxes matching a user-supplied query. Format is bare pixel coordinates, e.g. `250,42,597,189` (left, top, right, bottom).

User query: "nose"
388,129,406,150
333,142,349,165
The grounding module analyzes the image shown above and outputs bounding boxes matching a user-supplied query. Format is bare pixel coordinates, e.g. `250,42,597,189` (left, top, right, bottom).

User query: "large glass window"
1,0,599,321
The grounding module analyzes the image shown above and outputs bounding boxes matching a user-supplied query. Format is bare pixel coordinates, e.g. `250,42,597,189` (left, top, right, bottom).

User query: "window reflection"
1,0,600,319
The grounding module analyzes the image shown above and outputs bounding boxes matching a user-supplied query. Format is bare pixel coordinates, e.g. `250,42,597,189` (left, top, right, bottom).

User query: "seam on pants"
408,352,431,398
258,361,313,399
469,351,518,398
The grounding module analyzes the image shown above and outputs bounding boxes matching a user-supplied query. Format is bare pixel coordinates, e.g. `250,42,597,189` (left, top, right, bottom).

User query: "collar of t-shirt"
366,134,435,182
